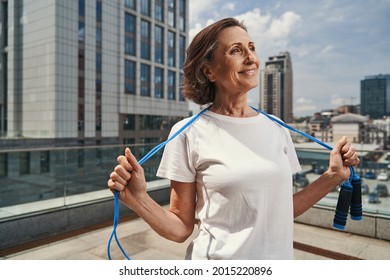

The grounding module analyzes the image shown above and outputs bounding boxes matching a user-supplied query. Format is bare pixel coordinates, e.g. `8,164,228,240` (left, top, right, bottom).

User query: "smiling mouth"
239,69,257,75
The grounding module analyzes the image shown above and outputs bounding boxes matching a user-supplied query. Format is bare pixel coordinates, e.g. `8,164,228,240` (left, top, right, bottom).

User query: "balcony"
1,143,390,259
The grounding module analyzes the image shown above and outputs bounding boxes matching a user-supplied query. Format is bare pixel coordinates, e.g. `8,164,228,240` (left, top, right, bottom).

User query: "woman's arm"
108,148,196,243
293,136,360,218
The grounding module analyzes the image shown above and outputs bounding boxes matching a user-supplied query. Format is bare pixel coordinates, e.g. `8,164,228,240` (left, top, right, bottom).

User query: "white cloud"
320,45,334,54
189,0,219,25
268,11,302,39
222,2,236,12
189,22,204,41
330,95,348,107
235,9,302,56
294,97,317,116
328,14,344,22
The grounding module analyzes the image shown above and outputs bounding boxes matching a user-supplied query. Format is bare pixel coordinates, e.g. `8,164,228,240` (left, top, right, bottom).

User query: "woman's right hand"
107,147,148,207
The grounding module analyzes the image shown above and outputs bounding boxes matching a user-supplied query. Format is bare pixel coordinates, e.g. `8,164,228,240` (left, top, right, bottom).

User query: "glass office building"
0,0,189,148
360,74,390,120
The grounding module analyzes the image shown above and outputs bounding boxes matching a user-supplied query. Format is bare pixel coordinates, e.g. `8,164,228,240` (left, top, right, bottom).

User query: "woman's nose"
244,49,257,64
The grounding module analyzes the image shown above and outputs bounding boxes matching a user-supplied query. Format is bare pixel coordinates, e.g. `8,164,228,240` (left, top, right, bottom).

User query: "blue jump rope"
107,106,362,260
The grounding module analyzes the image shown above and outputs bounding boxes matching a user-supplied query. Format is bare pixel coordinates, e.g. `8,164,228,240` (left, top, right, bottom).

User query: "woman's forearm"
293,170,345,218
125,192,195,243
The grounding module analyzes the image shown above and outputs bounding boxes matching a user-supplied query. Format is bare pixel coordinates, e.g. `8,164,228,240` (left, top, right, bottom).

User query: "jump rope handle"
333,167,362,230
350,172,363,221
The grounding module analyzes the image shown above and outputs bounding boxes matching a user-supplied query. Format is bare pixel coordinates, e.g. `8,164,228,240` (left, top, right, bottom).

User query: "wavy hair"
182,18,247,105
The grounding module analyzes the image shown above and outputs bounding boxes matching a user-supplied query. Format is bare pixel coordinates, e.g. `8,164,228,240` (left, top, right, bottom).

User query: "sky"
188,0,390,116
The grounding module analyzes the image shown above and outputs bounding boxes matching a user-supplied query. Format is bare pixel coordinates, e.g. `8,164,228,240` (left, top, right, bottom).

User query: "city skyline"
189,0,390,116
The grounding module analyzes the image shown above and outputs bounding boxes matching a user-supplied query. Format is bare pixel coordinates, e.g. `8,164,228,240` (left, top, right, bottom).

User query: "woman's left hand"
328,136,360,181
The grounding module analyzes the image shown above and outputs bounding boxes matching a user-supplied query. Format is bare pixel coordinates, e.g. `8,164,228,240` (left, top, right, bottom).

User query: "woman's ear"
202,64,216,82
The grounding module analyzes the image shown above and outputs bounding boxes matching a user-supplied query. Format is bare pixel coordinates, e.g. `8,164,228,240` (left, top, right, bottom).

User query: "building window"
123,114,136,130
78,76,84,97
124,138,135,145
155,67,164,99
125,0,136,10
96,79,102,93
78,21,85,42
168,70,176,100
141,0,150,16
78,104,85,131
179,0,186,31
141,63,151,97
168,31,176,67
79,0,85,17
0,153,7,177
20,152,30,175
140,115,163,130
168,0,176,27
155,0,164,22
125,59,136,94
77,149,84,168
179,35,185,68
96,53,102,74
40,151,50,173
125,13,136,56
141,20,151,60
155,25,164,64
96,1,102,22
96,27,102,49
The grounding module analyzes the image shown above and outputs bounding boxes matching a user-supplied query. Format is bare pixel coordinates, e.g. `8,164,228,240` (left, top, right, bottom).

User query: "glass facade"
0,0,7,136
141,0,150,16
179,0,186,31
168,70,176,100
125,13,136,56
168,0,175,27
141,63,151,96
122,0,188,110
78,0,85,133
155,67,164,98
125,59,136,94
141,20,151,60
155,0,164,22
168,31,175,67
96,0,102,132
125,0,136,10
179,35,185,67
360,75,390,119
154,25,164,64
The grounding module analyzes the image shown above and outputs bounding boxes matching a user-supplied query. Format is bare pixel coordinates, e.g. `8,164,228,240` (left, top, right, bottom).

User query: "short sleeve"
283,128,302,174
156,120,196,183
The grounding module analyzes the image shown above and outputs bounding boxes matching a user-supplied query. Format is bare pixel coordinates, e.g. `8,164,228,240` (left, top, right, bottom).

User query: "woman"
107,18,359,259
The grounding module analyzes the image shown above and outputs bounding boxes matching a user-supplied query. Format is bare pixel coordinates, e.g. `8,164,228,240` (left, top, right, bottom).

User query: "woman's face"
205,26,260,95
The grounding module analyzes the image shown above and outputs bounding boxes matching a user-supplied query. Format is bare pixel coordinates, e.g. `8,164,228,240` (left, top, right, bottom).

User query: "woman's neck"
209,98,257,118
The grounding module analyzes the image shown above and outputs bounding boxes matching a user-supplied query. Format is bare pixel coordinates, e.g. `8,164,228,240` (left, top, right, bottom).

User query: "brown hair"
182,18,247,105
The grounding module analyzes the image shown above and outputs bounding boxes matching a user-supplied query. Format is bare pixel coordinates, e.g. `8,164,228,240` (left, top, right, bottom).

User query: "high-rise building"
360,74,390,119
260,51,293,123
0,0,189,148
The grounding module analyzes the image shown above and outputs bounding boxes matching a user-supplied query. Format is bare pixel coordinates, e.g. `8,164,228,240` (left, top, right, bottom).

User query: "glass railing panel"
294,148,390,216
1,145,389,221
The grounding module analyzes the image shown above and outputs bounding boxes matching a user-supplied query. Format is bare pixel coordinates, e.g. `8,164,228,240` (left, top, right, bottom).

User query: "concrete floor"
3,218,390,260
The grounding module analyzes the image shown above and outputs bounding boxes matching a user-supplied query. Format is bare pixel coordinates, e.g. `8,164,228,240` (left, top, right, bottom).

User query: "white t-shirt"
157,110,302,260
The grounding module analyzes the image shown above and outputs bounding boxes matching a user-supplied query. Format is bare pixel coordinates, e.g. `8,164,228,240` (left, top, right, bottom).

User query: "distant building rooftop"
331,113,369,123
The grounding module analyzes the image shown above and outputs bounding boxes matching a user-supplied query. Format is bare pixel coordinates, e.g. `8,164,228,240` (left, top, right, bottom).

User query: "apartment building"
260,51,293,123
